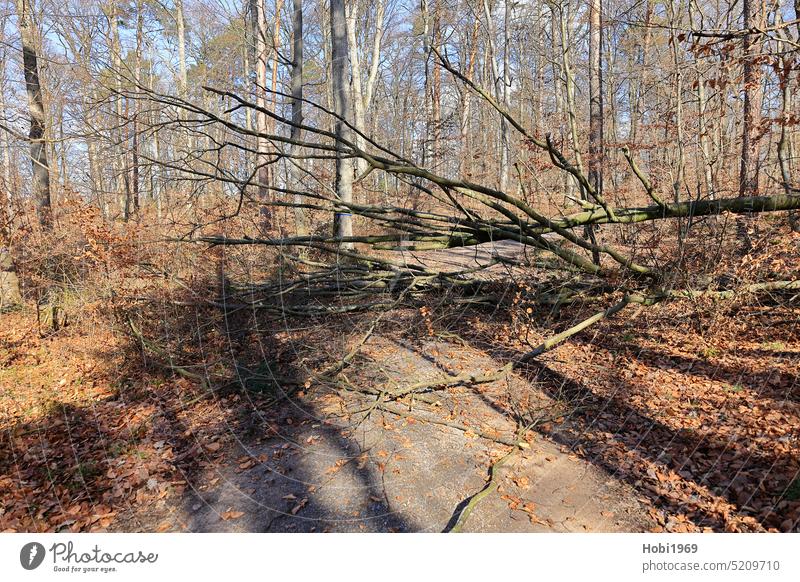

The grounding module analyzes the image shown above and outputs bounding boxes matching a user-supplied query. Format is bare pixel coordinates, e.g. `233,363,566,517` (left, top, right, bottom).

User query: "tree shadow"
432,304,800,531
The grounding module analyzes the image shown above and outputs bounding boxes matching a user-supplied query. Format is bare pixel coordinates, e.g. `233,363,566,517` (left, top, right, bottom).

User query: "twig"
449,447,519,533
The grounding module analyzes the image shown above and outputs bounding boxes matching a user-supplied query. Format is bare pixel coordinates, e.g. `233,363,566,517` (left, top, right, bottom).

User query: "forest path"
122,335,652,532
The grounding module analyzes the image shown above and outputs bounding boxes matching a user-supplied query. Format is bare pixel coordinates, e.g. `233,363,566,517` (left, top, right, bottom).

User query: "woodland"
0,0,799,533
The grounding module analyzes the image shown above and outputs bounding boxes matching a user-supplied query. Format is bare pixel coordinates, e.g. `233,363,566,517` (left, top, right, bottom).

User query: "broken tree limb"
514,292,664,365
549,194,800,231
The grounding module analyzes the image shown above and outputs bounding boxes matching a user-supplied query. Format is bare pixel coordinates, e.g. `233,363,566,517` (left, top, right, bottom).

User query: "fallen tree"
120,54,799,377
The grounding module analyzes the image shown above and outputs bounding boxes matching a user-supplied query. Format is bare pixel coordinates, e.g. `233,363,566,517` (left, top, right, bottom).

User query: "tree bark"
346,0,367,177
252,0,272,228
330,0,354,246
588,0,603,201
0,24,21,307
130,0,143,218
628,0,651,145
15,0,51,228
739,0,765,197
290,0,307,235
175,0,189,98
500,0,511,193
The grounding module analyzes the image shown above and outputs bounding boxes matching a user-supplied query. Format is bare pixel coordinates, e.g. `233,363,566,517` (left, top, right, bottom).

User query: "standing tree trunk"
689,0,715,199
588,0,603,202
667,0,685,202
290,0,307,235
269,0,284,135
775,10,798,230
104,0,131,219
0,20,13,221
362,0,385,116
431,3,442,169
739,0,765,197
130,0,143,218
459,7,480,176
15,0,51,228
421,0,441,169
482,0,507,190
0,23,22,307
175,0,189,97
330,0,354,246
346,0,367,177
629,0,651,146
500,0,511,192
558,1,599,263
252,0,272,228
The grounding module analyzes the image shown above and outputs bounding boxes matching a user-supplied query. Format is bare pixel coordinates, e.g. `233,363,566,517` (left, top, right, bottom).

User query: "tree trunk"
482,0,506,190
346,0,367,177
500,0,511,192
330,0,354,246
130,0,143,218
363,0,385,115
739,0,765,197
15,0,51,228
252,0,272,228
269,0,284,135
290,0,307,235
175,0,189,97
105,1,130,219
629,0,651,145
775,11,798,230
459,8,480,176
0,29,21,307
588,0,603,201
668,0,685,203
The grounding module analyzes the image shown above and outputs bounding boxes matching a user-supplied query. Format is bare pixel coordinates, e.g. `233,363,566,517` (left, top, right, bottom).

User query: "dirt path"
116,336,652,532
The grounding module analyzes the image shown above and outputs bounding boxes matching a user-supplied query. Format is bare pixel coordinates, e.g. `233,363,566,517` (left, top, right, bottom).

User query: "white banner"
1,533,797,581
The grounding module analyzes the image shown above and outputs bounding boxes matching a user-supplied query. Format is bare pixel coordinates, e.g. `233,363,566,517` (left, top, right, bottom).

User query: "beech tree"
14,0,51,228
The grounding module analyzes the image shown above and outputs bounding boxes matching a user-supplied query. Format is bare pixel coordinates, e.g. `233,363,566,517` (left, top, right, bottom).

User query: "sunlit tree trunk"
459,7,480,176
0,26,21,306
500,0,511,192
175,0,188,97
15,0,51,228
739,0,765,197
269,0,284,135
346,0,367,177
129,0,143,218
290,0,307,235
252,0,272,227
331,0,354,246
588,0,603,200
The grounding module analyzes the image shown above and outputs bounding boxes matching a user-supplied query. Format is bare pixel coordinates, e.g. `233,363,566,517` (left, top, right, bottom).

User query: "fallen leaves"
220,509,244,521
511,475,530,489
290,498,308,515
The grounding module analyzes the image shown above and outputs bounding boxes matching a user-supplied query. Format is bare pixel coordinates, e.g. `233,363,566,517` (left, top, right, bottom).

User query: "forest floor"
1,229,799,533
0,311,650,532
